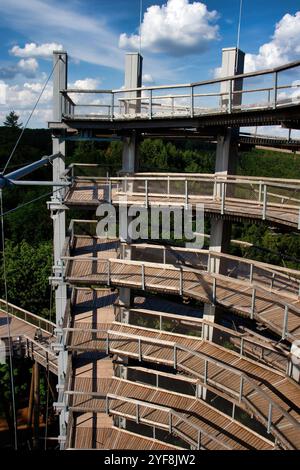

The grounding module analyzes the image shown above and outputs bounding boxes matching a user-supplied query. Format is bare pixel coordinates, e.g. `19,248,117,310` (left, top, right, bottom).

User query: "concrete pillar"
119,53,143,314
204,47,245,334
50,51,68,448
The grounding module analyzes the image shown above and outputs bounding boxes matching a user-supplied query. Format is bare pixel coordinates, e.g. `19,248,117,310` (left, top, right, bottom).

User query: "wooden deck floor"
68,369,275,451
0,310,57,374
65,257,300,342
68,415,183,450
64,182,299,229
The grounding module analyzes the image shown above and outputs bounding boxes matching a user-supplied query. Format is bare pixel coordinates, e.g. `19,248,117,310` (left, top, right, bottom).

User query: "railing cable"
3,57,59,175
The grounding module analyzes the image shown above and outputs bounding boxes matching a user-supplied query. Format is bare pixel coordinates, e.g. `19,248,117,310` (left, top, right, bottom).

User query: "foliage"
3,111,22,128
0,240,53,317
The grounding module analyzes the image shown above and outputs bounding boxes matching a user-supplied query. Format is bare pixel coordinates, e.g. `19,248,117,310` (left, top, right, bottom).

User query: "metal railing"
60,60,300,121
106,393,232,450
0,299,56,335
65,172,300,227
63,256,300,341
104,329,299,450
114,307,289,373
63,323,298,449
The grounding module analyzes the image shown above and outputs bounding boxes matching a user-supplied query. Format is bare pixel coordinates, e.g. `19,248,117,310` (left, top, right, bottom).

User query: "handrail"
105,392,233,450
106,329,299,450
63,255,300,334
62,59,300,95
0,299,56,335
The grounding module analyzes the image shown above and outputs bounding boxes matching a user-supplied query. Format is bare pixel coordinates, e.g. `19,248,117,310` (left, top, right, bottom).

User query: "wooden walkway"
64,177,300,229
67,370,275,451
65,257,300,342
0,303,57,374
67,413,183,450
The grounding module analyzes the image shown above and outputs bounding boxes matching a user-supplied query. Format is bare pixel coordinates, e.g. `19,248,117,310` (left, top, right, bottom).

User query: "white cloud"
17,58,39,75
71,78,100,90
245,12,300,72
0,0,124,70
10,42,64,59
143,73,154,84
119,0,219,56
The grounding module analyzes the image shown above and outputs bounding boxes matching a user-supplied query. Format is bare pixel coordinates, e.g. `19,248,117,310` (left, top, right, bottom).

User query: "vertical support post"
33,361,40,449
204,47,245,328
262,184,267,220
251,288,256,320
179,267,183,296
190,86,194,118
273,72,278,109
110,93,114,120
267,403,273,433
141,263,145,290
145,179,148,208
51,51,68,449
149,89,152,119
185,179,188,208
282,306,289,340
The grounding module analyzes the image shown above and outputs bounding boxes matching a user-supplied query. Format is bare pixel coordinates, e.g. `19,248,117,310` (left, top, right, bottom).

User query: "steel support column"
204,47,245,339
50,50,68,448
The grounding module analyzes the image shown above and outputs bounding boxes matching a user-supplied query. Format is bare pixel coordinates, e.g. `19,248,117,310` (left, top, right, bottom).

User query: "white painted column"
204,48,245,337
119,53,143,320
49,51,69,448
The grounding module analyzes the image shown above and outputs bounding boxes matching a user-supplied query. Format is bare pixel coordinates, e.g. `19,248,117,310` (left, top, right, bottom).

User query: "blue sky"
0,0,299,128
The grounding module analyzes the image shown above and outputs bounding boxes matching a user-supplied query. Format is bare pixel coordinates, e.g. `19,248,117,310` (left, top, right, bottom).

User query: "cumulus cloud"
119,0,219,56
10,42,64,59
71,78,100,90
0,58,39,79
245,12,300,72
143,73,155,84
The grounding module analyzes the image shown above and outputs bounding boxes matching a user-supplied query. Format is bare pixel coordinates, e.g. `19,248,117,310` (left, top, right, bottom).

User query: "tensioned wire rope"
0,55,60,449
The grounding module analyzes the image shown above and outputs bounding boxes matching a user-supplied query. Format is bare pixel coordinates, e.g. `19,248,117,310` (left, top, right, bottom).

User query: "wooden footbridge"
3,50,300,451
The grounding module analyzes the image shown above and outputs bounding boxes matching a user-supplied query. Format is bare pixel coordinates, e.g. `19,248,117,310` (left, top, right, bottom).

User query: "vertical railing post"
163,246,167,265
240,337,244,357
149,89,152,119
298,208,300,230
258,182,262,203
167,176,170,197
106,332,110,354
190,86,194,118
107,260,111,286
239,376,244,403
169,413,173,434
173,345,177,369
197,430,201,450
267,403,273,433
159,314,162,332
179,267,183,296
273,72,278,109
110,93,114,120
141,263,145,290
138,338,142,362
136,404,140,424
221,182,225,215
145,179,148,208
251,288,256,320
108,179,112,204
262,185,267,220
212,277,216,305
185,179,188,209
250,263,254,284
228,79,232,113
204,359,208,385
282,306,289,340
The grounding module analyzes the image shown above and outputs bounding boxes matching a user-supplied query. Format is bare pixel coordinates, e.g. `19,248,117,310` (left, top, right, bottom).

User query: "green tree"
0,240,53,316
3,111,23,128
